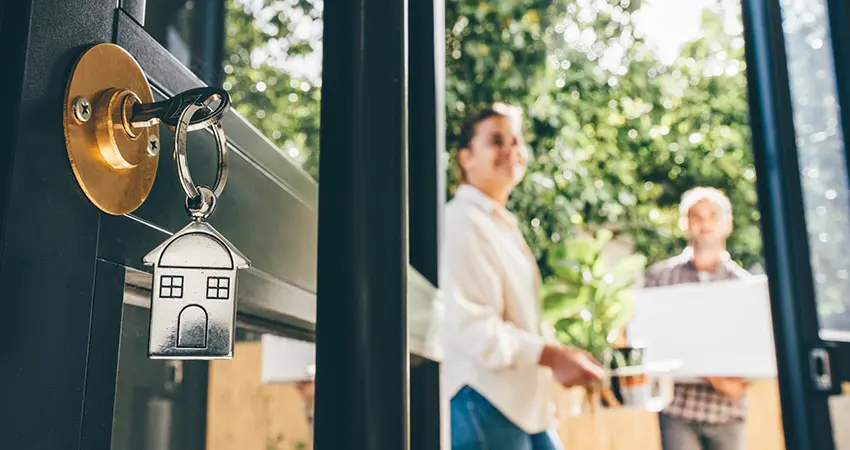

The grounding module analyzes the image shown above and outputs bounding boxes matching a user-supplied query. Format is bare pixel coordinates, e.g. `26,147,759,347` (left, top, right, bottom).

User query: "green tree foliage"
446,0,761,278
224,0,762,278
223,0,322,180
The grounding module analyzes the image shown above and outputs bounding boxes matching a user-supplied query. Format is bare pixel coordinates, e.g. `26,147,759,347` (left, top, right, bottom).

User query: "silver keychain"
144,95,250,360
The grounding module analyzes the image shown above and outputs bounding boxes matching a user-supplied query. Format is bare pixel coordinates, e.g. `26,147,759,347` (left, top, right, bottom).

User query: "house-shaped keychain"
143,221,250,359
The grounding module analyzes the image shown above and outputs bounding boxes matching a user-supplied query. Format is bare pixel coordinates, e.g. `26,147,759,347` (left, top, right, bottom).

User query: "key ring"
174,101,228,220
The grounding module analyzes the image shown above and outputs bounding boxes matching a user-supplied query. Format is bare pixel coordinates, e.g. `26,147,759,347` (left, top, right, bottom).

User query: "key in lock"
64,47,234,216
127,86,231,132
62,44,248,359
78,86,230,166
143,99,250,360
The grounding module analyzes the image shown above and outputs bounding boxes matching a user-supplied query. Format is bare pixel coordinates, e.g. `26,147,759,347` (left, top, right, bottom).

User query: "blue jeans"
450,386,562,450
659,413,745,450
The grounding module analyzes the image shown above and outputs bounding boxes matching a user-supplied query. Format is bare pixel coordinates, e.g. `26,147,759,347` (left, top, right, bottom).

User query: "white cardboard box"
626,275,778,380
260,334,316,384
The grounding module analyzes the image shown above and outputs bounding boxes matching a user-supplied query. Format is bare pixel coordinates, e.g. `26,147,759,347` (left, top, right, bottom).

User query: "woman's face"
458,115,528,191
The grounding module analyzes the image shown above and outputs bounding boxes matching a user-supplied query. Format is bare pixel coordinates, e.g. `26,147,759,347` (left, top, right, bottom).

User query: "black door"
0,1,443,449
744,0,850,448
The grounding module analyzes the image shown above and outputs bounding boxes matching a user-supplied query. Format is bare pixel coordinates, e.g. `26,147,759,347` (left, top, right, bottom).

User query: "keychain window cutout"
160,275,184,298
206,276,230,300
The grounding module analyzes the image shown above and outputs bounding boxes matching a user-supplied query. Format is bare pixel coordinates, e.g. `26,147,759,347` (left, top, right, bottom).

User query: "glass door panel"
111,283,315,450
779,0,850,336
774,0,850,448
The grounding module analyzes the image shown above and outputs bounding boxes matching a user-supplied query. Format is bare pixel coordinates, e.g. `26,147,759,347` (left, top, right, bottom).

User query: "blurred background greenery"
218,0,762,280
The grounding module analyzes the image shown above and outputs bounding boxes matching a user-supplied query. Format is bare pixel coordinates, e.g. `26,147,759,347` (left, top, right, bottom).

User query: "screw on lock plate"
64,44,234,218
63,43,161,216
147,135,160,157
73,97,92,122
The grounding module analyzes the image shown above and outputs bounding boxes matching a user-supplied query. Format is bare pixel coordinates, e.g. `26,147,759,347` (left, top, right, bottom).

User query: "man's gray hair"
679,186,733,218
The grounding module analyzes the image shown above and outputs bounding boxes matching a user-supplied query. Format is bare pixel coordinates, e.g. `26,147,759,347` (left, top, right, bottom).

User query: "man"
644,187,751,450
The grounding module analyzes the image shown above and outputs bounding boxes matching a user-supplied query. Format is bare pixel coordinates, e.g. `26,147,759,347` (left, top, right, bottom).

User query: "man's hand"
705,377,748,399
295,380,316,404
539,344,605,388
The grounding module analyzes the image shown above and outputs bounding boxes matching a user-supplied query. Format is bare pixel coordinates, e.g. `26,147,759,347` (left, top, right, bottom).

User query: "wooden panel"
209,343,784,450
556,380,785,450
744,380,786,450
207,342,313,450
558,409,662,450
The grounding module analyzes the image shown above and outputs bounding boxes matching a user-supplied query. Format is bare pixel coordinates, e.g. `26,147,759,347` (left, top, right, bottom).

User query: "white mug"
607,360,680,412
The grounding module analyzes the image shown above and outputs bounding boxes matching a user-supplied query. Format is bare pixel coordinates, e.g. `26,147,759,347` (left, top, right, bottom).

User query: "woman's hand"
539,344,605,388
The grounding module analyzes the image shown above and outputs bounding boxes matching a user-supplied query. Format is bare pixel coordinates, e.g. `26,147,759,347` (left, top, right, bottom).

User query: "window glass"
144,0,225,85
223,0,323,178
779,0,850,333
112,292,315,449
111,302,209,450
208,333,315,450
144,0,323,179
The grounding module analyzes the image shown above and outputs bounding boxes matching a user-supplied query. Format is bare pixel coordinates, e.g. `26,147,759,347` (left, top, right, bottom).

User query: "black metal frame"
824,0,850,386
79,261,127,449
191,0,226,87
0,1,117,446
742,0,845,448
829,2,850,205
120,0,146,25
314,0,410,448
411,357,444,450
409,0,446,287
408,1,446,448
0,0,444,448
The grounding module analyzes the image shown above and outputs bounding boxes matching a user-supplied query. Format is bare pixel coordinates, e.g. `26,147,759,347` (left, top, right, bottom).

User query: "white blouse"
441,185,555,433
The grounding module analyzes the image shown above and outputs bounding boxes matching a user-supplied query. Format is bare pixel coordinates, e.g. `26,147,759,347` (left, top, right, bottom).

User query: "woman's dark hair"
457,105,509,152
454,103,521,183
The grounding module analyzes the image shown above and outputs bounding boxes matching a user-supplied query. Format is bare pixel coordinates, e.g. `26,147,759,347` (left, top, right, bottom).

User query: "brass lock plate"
63,43,159,215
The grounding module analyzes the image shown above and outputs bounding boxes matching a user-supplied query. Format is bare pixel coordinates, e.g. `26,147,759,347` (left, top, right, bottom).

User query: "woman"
442,103,604,450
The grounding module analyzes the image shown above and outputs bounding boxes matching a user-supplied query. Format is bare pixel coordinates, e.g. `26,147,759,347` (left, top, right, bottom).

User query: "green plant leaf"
590,256,610,279
565,235,598,264
555,321,590,349
541,290,582,321
595,229,614,246
610,254,648,282
554,316,582,331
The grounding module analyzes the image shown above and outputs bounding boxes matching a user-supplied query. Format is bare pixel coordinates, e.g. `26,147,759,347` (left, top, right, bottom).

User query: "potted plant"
540,229,647,412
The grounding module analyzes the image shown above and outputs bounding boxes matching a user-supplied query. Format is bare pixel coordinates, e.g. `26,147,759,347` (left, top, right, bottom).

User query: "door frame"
0,1,444,449
743,0,850,448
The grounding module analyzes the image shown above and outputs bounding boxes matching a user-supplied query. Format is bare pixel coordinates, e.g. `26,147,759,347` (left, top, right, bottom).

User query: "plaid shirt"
644,248,751,424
